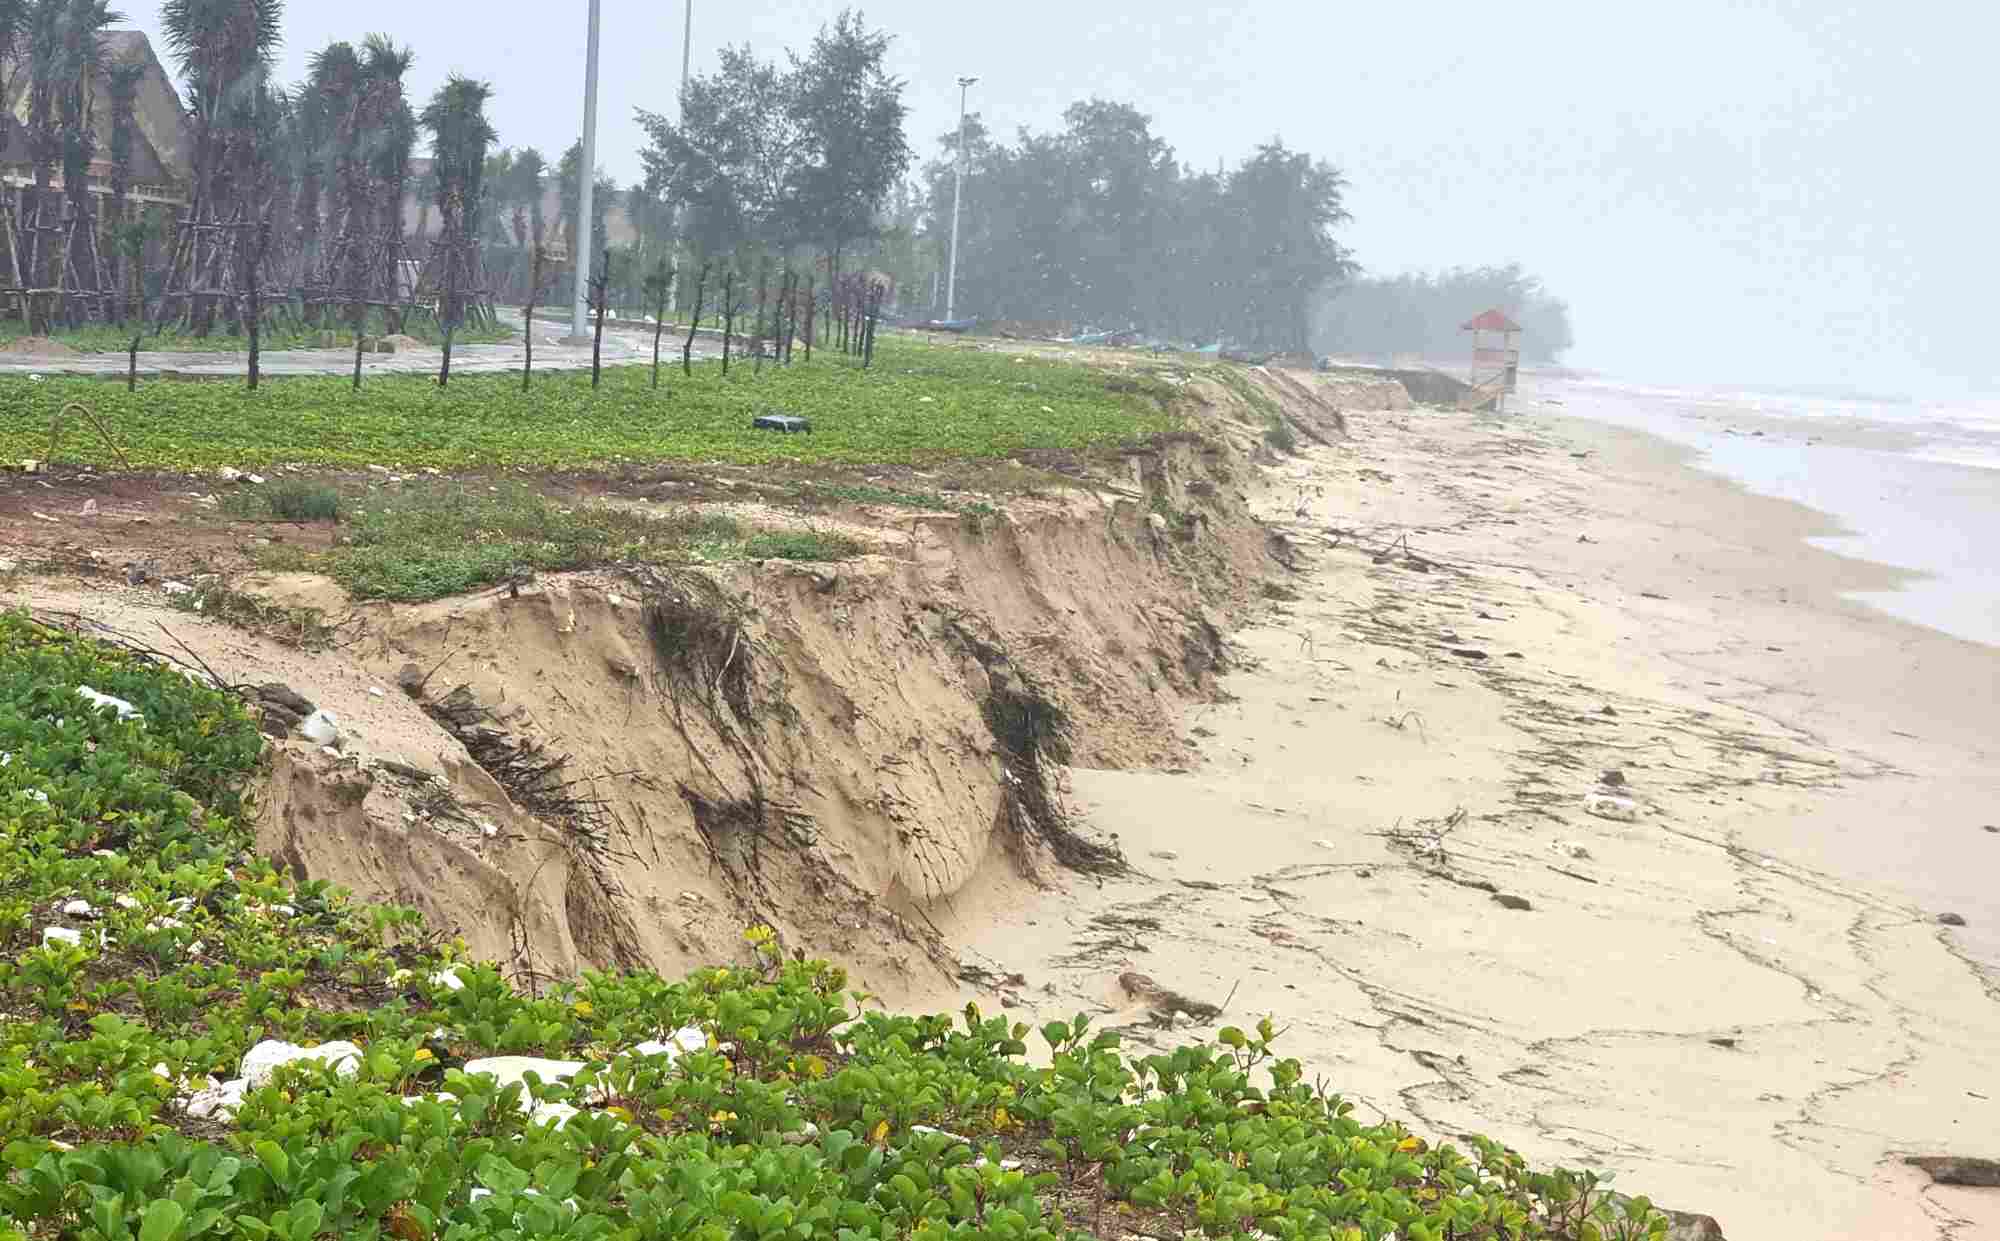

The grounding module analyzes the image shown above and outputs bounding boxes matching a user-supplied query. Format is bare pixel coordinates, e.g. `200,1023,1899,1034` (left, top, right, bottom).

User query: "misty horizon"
116,0,1997,399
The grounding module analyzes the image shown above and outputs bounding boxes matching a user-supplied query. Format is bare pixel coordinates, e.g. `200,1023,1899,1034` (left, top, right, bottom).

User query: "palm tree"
105,57,144,321
292,41,349,313
0,2,26,104
412,160,437,243
516,148,547,245
360,34,415,327
419,74,496,382
13,0,122,329
0,0,26,295
360,37,413,237
20,1,67,328
506,147,546,302
158,0,284,332
304,41,369,328
56,0,122,317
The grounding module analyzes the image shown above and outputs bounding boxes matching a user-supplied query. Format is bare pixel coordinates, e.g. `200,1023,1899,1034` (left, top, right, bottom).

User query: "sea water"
1526,374,2000,647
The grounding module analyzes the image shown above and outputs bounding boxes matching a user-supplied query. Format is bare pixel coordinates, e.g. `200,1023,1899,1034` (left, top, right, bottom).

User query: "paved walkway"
0,310,720,380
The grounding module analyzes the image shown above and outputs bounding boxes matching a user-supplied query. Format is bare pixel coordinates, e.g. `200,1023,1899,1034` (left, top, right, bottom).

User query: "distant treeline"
1313,264,1575,363
922,103,1354,352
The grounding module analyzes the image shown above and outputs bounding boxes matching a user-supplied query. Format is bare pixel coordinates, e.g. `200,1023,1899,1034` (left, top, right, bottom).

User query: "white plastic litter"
529,1101,579,1129
430,967,467,992
299,708,341,748
239,1039,363,1088
184,1078,247,1120
401,1091,458,1108
60,899,96,918
1583,793,1639,823
76,686,143,722
461,1056,586,1096
41,926,82,947
631,1026,708,1062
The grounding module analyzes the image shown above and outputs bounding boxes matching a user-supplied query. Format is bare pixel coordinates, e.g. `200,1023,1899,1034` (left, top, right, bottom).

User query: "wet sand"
932,395,2000,1239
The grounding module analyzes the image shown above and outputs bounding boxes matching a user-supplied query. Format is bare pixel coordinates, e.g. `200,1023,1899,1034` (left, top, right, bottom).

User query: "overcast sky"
128,1,1994,396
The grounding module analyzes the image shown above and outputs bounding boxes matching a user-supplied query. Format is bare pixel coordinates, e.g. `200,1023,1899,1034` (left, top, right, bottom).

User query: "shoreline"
1526,371,2000,648
934,390,2000,1239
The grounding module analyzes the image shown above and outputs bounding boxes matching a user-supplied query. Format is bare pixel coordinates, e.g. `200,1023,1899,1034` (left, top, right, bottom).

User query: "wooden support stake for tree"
683,261,709,378
802,276,814,364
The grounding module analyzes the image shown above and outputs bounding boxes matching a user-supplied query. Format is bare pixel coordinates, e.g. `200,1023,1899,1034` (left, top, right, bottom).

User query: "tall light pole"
668,0,690,317
568,0,603,341
946,75,977,323
682,0,693,101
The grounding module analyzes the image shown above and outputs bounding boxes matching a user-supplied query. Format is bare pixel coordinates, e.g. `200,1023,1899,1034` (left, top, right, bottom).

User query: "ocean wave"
1910,444,2000,472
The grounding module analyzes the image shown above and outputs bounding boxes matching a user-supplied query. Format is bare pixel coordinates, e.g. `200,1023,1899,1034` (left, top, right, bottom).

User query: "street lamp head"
956,75,979,88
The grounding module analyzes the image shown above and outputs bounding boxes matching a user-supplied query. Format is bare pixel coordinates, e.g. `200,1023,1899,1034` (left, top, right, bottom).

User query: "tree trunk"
721,268,735,376
651,260,671,389
828,245,842,351
439,238,457,388
590,248,608,389
683,262,708,378
245,232,263,391
752,257,770,377
776,270,794,365
522,245,542,391
29,164,54,334
863,285,880,368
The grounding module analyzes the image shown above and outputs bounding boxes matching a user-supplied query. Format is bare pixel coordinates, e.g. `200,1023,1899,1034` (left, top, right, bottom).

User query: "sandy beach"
933,387,2000,1239
6,353,1993,1237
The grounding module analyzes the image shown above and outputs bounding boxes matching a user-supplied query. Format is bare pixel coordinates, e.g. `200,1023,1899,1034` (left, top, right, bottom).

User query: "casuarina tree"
783,9,910,296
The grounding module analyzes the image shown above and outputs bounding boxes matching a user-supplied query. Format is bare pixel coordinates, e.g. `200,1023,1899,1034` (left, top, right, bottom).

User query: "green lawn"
3,339,1181,470
245,482,860,602
0,316,513,355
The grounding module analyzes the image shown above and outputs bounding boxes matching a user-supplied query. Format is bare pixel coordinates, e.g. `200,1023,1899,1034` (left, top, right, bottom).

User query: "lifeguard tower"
1460,308,1521,412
